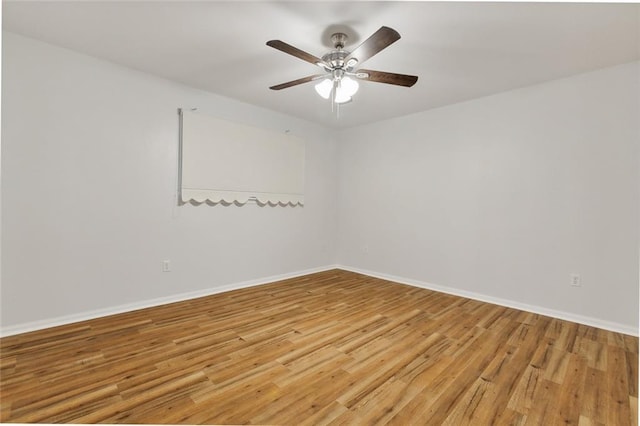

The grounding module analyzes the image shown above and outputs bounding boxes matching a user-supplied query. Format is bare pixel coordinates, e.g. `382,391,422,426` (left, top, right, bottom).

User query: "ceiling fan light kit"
267,26,418,115
314,74,359,104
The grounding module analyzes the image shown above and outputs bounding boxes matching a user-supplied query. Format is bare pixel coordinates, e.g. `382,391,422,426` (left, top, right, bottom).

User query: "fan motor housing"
321,50,350,70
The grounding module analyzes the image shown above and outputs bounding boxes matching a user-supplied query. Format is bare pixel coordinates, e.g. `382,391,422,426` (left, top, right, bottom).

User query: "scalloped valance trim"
181,189,304,206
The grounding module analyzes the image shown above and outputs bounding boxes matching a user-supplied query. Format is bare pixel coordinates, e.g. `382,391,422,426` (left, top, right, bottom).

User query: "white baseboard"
337,265,639,337
0,264,340,337
3,264,636,338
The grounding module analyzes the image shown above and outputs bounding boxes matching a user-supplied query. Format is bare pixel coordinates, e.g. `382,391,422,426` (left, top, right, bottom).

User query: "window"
179,109,305,206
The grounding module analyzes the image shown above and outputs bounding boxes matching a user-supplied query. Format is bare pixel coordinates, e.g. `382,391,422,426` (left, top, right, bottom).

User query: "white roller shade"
179,110,305,206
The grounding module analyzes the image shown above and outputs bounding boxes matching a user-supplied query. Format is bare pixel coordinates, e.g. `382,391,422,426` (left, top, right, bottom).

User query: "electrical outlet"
570,273,581,287
363,245,369,253
162,260,171,272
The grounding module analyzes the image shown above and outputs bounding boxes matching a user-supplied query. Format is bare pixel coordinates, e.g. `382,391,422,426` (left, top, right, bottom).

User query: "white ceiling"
3,1,639,129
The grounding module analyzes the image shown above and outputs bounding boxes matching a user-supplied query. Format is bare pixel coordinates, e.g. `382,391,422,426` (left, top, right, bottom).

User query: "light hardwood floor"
1,269,637,424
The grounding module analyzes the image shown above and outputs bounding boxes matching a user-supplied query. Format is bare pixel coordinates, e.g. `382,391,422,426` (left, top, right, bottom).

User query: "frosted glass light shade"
315,79,333,99
334,91,352,104
334,76,358,103
340,76,359,97
315,76,359,104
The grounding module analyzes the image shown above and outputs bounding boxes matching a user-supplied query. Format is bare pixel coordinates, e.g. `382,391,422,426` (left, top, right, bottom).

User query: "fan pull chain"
331,79,337,114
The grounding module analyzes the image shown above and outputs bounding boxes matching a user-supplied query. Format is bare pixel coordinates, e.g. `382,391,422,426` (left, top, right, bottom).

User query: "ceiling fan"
266,26,418,106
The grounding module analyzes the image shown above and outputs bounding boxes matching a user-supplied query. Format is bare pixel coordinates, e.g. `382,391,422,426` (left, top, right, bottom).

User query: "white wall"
1,32,338,330
336,62,639,333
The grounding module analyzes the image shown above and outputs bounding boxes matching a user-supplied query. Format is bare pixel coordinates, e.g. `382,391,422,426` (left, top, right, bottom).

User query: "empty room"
1,1,638,425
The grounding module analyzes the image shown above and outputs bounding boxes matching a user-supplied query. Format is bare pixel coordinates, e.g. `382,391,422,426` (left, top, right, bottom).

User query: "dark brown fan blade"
266,40,324,66
269,74,325,90
358,69,418,87
344,26,401,66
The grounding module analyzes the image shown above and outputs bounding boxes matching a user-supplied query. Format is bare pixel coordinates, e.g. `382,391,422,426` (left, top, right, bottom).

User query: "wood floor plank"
9,383,120,423
346,376,420,424
627,350,639,398
299,400,349,426
580,367,609,424
73,371,209,423
523,379,562,425
337,332,439,409
389,327,507,424
0,269,636,424
467,317,551,423
556,354,588,424
542,346,572,384
608,344,633,425
508,364,542,415
252,369,355,425
575,335,607,371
